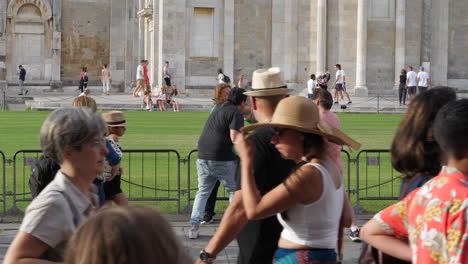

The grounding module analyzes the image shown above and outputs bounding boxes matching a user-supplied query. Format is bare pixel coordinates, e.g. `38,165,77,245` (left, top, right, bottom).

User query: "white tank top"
277,162,344,248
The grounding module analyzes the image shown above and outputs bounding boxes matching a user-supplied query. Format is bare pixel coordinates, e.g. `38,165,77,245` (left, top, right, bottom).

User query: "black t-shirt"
19,68,26,81
399,74,407,84
197,101,244,161
236,127,296,264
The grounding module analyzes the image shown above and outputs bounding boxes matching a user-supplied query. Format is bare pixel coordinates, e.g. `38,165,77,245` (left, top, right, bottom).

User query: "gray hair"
40,107,107,164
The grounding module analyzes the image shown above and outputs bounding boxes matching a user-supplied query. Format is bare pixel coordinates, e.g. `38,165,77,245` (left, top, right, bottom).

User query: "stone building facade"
0,0,467,96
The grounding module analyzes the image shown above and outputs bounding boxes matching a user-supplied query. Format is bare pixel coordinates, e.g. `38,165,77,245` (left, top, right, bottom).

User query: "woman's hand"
234,132,255,161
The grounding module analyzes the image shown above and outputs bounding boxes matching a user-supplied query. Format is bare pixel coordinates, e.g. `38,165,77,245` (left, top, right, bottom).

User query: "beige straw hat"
102,111,127,127
244,67,293,96
241,96,361,150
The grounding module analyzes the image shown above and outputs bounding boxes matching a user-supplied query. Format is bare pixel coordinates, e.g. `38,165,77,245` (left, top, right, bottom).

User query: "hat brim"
241,122,361,150
107,122,127,127
244,88,293,97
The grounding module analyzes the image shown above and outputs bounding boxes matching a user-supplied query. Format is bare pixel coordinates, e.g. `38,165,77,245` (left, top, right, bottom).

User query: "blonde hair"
72,96,97,112
65,206,193,264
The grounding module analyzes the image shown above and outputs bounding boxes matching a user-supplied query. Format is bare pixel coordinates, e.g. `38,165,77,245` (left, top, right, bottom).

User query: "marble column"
223,0,234,84
0,0,8,81
151,0,159,88
316,0,327,76
394,0,405,90
138,0,145,61
429,0,448,86
109,0,127,91
272,0,298,85
354,0,368,96
0,0,7,34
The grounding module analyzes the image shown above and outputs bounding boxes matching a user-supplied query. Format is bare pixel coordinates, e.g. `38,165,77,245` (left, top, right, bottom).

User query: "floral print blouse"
374,167,468,264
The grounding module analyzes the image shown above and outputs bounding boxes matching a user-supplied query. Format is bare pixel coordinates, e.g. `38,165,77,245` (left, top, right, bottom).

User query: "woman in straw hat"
234,96,360,263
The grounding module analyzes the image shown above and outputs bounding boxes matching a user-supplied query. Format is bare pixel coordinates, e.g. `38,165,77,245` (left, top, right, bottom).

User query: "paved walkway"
0,214,371,263
2,86,409,113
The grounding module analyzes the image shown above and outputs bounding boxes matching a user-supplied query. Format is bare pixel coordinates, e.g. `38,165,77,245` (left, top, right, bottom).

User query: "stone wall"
326,0,358,91
448,0,468,79
60,0,110,83
233,0,272,85
367,0,395,91
404,0,422,71
296,0,316,86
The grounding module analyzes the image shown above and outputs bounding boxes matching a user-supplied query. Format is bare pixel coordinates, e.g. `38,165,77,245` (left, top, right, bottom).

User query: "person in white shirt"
332,64,352,105
307,74,316,100
406,66,418,101
133,60,146,97
216,68,225,84
416,66,431,94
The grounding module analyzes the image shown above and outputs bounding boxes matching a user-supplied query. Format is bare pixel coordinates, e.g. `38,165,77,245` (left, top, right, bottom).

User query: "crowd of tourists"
4,63,468,264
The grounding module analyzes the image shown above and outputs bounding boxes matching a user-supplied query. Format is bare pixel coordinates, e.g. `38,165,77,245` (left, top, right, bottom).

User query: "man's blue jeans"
190,159,238,227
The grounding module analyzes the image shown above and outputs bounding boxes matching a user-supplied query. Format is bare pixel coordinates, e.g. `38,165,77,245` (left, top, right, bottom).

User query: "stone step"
25,100,211,112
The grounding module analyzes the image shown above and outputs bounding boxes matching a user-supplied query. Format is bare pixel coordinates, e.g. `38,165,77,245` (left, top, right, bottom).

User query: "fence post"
0,151,6,214
353,151,367,214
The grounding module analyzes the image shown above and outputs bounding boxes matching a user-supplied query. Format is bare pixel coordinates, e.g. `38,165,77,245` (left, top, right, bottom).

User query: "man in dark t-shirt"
189,88,247,239
196,67,294,264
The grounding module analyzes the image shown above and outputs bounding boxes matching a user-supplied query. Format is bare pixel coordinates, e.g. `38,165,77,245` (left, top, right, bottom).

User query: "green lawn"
0,111,403,214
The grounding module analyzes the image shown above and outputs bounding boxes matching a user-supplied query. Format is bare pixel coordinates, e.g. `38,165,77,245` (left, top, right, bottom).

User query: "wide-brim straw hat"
102,111,127,127
241,96,361,150
244,67,293,96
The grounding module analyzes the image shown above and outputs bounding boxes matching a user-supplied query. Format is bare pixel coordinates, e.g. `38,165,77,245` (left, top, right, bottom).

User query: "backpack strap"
52,190,81,226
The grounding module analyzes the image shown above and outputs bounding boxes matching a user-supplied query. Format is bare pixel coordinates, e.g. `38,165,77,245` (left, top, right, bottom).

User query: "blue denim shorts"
273,248,337,264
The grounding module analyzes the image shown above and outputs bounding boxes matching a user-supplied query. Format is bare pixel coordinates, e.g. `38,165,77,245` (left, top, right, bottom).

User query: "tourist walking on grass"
416,66,430,94
361,98,468,264
102,111,129,207
332,64,351,105
235,96,360,263
307,74,316,99
4,107,106,263
196,68,296,264
133,60,145,97
406,66,417,102
101,64,111,95
398,69,407,105
65,206,193,264
18,65,28,95
189,88,247,239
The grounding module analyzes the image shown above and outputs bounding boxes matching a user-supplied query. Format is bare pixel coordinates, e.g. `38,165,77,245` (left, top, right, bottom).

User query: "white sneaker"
188,228,199,239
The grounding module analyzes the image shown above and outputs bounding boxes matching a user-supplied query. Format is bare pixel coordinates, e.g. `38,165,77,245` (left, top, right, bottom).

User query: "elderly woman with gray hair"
4,107,108,263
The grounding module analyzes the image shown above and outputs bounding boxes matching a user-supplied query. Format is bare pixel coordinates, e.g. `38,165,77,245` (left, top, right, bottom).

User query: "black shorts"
418,86,428,94
407,86,417,95
335,83,344,91
164,77,171,86
103,175,123,200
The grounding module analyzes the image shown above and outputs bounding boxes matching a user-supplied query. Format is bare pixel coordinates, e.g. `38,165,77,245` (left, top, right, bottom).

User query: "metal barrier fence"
185,149,353,213
0,151,6,213
1,148,401,216
10,149,182,214
354,149,401,212
120,149,181,213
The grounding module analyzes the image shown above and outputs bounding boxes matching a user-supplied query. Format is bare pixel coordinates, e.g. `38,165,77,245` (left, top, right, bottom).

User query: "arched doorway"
6,0,53,82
